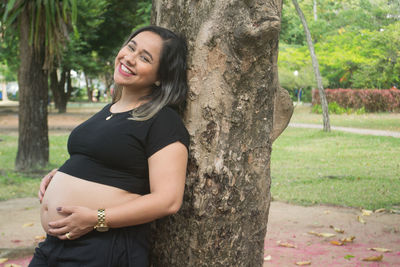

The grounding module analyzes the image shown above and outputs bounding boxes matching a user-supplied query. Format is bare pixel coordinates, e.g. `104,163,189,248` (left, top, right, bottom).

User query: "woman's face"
114,31,163,92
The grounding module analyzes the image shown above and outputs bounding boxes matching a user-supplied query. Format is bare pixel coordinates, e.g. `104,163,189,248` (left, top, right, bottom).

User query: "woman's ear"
155,81,161,86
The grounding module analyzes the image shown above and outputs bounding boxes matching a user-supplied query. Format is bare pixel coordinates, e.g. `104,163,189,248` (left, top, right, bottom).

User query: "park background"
0,0,399,266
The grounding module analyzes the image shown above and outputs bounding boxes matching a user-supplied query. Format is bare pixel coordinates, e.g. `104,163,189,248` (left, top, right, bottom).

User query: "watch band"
98,208,106,225
94,208,109,231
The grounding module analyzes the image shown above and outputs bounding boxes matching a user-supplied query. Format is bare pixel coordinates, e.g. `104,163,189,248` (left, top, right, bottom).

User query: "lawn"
291,104,400,132
1,106,399,210
271,127,400,210
0,134,69,200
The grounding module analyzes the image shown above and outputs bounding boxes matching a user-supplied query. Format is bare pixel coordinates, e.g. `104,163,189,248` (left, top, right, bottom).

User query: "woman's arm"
47,141,188,239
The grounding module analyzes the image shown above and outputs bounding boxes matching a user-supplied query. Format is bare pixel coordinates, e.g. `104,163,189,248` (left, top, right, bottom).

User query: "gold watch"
94,208,109,232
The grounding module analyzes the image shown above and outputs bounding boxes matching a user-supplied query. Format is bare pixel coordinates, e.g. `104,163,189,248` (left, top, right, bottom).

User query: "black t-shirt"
58,104,190,195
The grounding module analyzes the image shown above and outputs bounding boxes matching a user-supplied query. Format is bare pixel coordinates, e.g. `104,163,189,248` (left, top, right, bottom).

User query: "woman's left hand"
47,206,98,240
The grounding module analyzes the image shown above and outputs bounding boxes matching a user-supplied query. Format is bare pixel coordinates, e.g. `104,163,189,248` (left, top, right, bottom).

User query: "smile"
119,63,135,77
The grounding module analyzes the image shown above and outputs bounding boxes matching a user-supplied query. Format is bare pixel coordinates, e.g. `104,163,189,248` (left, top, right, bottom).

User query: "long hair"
112,25,189,121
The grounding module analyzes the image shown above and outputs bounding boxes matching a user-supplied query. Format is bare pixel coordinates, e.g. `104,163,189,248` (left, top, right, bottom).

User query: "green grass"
271,127,400,210
292,104,400,132
1,106,400,210
0,134,69,200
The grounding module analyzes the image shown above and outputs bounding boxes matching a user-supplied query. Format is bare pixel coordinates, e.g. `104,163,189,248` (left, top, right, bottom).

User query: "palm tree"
1,0,77,170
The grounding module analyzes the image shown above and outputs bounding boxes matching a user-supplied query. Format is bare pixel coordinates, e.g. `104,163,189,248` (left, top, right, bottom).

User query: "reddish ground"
0,199,399,267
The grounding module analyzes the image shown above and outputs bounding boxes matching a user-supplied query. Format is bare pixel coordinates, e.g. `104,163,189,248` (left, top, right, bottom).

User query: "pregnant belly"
40,171,140,233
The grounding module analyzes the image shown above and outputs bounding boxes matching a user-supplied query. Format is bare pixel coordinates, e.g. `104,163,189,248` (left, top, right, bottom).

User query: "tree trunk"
50,69,61,110
313,0,317,21
50,68,70,113
150,0,283,266
15,7,49,170
84,73,93,102
292,0,330,131
1,80,9,101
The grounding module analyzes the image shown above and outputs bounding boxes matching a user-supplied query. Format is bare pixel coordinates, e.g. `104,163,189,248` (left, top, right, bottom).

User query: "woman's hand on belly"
47,206,97,240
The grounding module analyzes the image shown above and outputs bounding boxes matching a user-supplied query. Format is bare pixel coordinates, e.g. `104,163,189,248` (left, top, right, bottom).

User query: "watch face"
96,226,109,232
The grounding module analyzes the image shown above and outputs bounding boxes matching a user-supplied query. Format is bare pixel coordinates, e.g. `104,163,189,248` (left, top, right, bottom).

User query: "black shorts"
29,224,150,267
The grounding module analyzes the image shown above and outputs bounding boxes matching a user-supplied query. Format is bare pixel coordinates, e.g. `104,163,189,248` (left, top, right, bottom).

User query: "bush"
312,101,365,114
312,88,400,112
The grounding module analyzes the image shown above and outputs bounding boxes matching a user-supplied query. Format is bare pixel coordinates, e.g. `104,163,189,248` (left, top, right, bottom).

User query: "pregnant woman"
30,25,190,266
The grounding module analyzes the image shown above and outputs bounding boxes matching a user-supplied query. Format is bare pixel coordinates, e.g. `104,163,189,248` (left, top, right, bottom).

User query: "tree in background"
292,0,330,131
85,0,151,98
279,0,400,90
45,0,151,112
1,0,77,170
149,0,291,265
49,0,107,111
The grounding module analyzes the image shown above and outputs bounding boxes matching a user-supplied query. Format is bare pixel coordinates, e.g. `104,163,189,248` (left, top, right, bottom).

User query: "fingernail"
56,207,62,211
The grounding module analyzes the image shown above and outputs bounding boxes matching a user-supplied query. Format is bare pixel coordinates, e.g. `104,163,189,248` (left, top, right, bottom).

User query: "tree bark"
292,0,330,131
15,7,49,170
84,73,93,102
150,0,284,266
313,0,317,21
1,81,9,101
50,68,71,113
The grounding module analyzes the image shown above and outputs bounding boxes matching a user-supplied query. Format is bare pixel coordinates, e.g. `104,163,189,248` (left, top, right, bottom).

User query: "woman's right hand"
38,168,58,203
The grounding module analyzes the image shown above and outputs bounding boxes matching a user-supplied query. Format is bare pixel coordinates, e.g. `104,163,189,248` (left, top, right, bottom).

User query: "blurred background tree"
279,0,400,100
0,0,151,171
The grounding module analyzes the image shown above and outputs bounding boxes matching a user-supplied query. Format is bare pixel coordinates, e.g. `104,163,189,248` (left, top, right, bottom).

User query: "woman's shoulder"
153,105,184,123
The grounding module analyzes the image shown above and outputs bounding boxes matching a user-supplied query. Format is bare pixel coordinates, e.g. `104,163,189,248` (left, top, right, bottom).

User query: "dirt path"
289,122,400,138
0,198,399,266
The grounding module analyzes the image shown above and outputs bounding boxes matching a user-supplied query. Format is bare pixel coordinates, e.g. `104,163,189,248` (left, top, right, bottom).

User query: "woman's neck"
113,87,150,112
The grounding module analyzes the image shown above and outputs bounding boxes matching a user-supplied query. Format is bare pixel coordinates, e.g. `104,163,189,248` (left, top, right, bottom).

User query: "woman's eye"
140,55,150,63
128,45,135,51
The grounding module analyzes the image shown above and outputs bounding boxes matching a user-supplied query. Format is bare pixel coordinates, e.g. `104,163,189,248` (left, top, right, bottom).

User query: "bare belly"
40,171,140,233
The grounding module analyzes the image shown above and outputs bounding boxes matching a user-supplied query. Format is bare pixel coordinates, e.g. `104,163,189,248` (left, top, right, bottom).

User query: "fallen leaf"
340,236,356,243
329,225,345,233
22,222,34,228
374,208,386,213
5,264,22,267
295,260,311,265
34,235,46,240
344,255,354,260
308,231,336,238
264,255,272,261
11,240,21,243
330,240,344,246
362,209,373,216
368,247,392,253
357,216,366,224
390,209,400,214
362,255,383,262
0,258,8,264
324,210,330,214
278,241,296,248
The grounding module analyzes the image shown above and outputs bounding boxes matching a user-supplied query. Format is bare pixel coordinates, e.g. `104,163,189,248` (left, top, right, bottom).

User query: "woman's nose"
124,54,136,66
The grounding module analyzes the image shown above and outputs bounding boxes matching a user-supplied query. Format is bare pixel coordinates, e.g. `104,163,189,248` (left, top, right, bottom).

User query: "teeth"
121,64,133,74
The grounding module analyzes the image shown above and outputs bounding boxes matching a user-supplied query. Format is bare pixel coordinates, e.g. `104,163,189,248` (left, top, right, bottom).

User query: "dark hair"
112,25,189,120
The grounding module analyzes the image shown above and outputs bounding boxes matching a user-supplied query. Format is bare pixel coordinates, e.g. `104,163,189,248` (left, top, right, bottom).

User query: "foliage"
279,0,400,90
313,88,400,112
0,27,18,81
312,102,366,114
281,0,305,45
278,44,329,102
1,0,77,70
271,127,400,210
